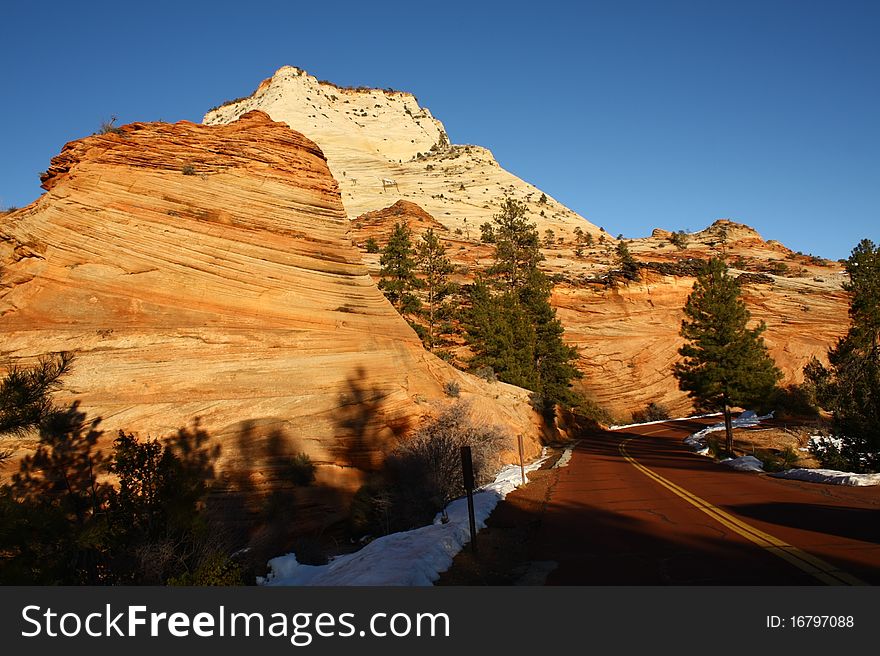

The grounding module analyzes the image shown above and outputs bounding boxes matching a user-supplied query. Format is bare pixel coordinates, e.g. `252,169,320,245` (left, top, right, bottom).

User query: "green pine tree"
378,221,422,315
805,239,880,471
487,197,543,290
417,228,454,350
466,279,540,391
673,258,782,455
465,198,580,413
615,241,639,281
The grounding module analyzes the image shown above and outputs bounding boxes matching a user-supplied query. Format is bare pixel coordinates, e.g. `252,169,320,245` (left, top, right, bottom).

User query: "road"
518,419,880,585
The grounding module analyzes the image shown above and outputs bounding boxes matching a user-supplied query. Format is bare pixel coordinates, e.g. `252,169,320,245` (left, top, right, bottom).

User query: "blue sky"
1,0,877,260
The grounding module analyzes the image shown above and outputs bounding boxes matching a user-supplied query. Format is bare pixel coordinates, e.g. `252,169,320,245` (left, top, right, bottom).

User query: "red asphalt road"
532,419,880,585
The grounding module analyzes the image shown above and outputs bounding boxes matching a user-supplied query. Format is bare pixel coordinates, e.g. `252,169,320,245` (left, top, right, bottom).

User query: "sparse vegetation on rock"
97,115,124,135
614,241,640,282
669,230,688,250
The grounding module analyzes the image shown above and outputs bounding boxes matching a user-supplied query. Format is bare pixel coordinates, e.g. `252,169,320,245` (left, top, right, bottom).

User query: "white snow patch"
552,448,573,469
259,450,550,586
610,412,722,430
720,455,765,472
771,468,880,487
809,435,844,451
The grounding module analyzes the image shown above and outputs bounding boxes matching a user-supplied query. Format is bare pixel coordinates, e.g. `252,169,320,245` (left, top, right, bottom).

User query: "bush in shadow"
350,401,508,536
575,397,617,427
0,405,240,585
757,384,819,420
631,402,671,424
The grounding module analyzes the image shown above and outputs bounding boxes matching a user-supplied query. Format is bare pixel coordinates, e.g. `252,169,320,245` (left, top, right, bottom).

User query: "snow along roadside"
680,412,879,486
770,468,880,486
259,449,555,586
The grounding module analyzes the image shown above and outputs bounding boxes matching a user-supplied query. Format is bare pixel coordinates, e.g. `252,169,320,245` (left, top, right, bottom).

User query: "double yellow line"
618,437,866,586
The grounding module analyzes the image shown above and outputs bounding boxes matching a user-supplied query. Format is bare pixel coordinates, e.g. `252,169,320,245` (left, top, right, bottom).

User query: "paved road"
528,419,880,585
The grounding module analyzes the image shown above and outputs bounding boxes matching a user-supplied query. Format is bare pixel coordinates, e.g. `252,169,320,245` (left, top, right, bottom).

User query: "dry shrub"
350,401,509,535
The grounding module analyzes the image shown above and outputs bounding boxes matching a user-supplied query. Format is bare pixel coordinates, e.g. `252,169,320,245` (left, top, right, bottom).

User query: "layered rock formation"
351,199,448,246
204,68,850,421
0,111,546,532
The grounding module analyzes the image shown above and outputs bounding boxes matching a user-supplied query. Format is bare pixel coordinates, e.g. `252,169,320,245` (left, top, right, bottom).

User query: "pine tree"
0,352,73,438
465,279,540,391
417,228,453,350
465,198,580,413
615,241,640,281
487,197,543,290
673,258,781,455
378,221,422,315
0,352,73,465
805,239,880,471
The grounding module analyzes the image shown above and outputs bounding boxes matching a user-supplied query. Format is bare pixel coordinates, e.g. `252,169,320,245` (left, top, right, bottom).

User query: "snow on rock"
809,435,844,451
720,455,765,472
259,450,550,586
771,468,880,487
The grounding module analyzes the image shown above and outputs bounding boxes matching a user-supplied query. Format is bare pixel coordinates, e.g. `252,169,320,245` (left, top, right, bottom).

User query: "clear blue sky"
2,0,877,260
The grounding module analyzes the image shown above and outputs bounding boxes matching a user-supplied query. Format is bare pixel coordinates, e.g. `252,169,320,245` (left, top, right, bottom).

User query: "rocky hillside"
204,68,850,421
0,111,546,532
204,66,607,244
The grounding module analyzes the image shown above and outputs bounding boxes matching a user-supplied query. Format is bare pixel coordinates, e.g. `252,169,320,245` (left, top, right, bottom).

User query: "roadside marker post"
460,446,477,553
517,434,525,486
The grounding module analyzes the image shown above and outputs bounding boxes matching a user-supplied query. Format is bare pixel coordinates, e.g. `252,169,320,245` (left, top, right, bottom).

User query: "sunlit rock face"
206,68,849,421
0,111,545,533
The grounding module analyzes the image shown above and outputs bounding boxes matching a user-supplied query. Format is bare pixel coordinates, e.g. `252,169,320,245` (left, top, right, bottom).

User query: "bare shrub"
472,365,498,383
443,380,461,398
391,402,507,507
351,401,509,535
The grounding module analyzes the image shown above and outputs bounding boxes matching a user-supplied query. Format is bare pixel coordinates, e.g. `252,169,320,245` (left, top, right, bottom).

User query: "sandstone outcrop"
351,199,447,246
204,67,607,244
204,68,849,422
0,111,546,533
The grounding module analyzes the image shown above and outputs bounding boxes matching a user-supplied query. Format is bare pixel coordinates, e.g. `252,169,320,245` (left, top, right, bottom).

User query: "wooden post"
460,446,477,553
723,404,734,456
517,434,526,486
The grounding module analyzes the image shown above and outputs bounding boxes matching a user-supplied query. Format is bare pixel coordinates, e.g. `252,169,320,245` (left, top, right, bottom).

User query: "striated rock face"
204,68,850,422
0,111,546,532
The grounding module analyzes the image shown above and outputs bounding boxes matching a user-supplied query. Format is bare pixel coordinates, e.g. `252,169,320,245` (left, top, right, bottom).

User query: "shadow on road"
731,502,880,544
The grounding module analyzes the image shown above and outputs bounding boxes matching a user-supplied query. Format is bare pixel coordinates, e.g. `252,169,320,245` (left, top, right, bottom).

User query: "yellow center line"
618,436,866,586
